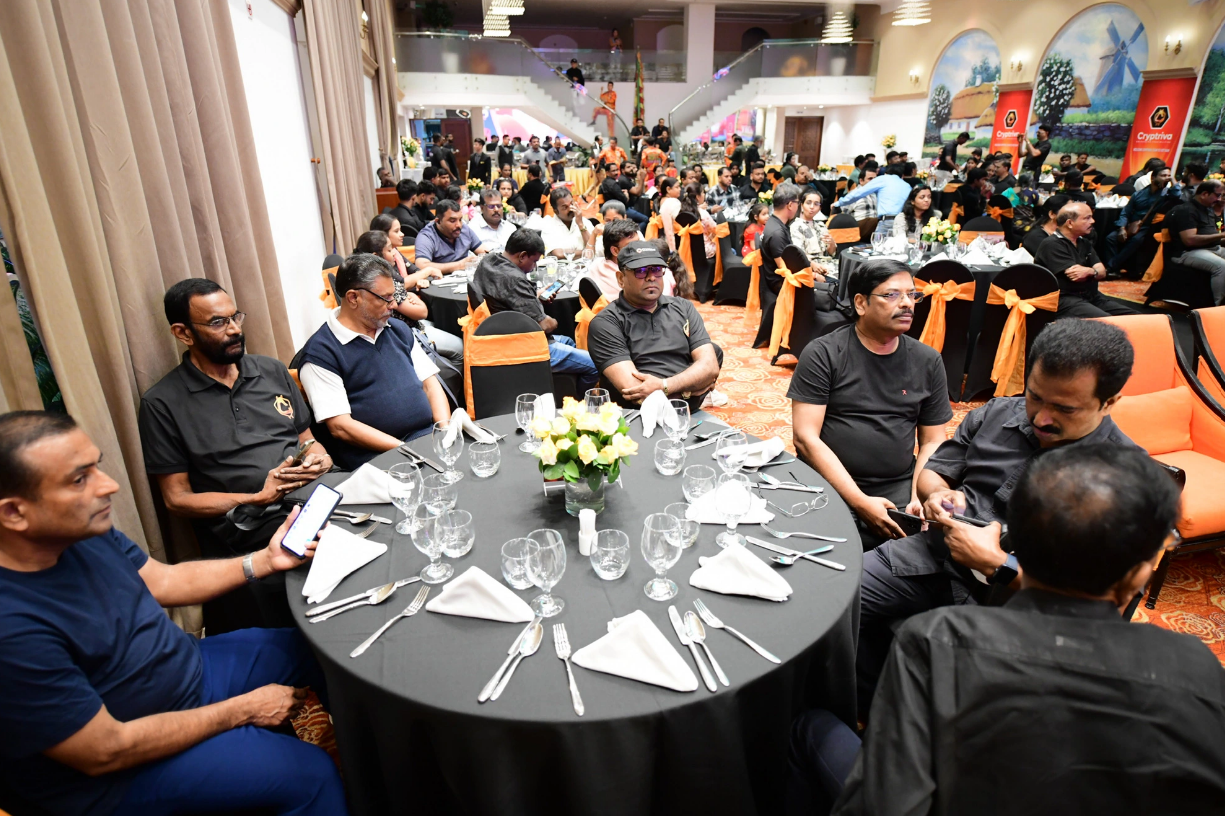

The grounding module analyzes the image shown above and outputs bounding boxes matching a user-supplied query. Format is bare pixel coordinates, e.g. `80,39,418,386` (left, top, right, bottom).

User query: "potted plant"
531,397,639,515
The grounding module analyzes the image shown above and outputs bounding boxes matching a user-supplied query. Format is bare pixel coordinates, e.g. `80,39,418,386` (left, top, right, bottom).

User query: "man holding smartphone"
0,410,345,816
541,187,594,259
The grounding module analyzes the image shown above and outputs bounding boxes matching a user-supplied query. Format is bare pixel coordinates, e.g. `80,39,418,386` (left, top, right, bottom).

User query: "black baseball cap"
618,242,667,270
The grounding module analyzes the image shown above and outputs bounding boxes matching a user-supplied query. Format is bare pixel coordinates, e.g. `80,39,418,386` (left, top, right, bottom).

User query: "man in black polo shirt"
1018,123,1051,177
139,279,332,629
1163,179,1225,305
587,242,722,409
387,179,422,238
739,161,772,198
429,133,459,179
789,260,951,550
518,164,548,215
1035,201,1139,317
936,132,970,177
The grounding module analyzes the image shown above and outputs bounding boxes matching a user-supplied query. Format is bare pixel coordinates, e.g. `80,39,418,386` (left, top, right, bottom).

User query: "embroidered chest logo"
683,319,690,337
273,395,294,418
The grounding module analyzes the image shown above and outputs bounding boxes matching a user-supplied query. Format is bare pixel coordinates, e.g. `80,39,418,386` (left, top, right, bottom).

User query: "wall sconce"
1166,35,1182,56
1010,57,1024,72
908,70,920,85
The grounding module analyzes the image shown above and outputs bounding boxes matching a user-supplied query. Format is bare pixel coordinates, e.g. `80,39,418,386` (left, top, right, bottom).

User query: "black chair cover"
909,260,974,402
962,264,1060,401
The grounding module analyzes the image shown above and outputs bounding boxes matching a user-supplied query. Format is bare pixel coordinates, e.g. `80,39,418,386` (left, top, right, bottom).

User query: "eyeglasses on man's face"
629,266,666,280
870,290,925,304
357,288,395,305
191,312,247,331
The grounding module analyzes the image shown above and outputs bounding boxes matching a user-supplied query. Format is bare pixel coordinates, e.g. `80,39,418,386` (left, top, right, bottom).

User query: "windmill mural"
1094,20,1145,97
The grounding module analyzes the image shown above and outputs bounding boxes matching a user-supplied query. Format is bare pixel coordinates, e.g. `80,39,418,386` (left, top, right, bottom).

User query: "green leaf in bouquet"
563,460,580,481
543,463,564,481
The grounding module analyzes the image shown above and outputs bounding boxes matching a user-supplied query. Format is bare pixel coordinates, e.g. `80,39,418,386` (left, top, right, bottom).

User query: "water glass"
387,462,423,535
715,430,748,474
641,513,682,601
585,388,611,414
871,232,884,254
501,538,535,589
526,528,566,617
433,421,464,484
422,473,458,515
665,399,691,441
516,393,540,453
715,472,752,548
411,505,453,584
469,441,500,478
590,529,630,580
682,465,717,503
654,438,686,476
664,502,699,548
438,509,475,558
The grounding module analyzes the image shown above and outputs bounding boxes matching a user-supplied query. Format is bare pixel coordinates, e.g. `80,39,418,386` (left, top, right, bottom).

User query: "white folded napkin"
685,487,773,525
1004,246,1034,266
639,389,676,438
709,436,785,469
926,250,948,263
425,566,534,622
690,542,793,602
571,610,698,692
443,407,495,446
302,525,388,603
960,248,994,267
534,393,556,421
335,463,392,505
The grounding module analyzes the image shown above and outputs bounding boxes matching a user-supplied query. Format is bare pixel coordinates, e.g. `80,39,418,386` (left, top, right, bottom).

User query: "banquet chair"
1191,307,1225,407
910,259,975,402
712,217,750,305
466,311,553,419
827,212,864,299
1118,196,1180,280
766,245,818,363
857,217,879,243
575,277,608,351
675,211,717,302
958,215,1004,245
1095,314,1225,608
962,264,1060,401
1145,233,1216,310
985,194,1017,248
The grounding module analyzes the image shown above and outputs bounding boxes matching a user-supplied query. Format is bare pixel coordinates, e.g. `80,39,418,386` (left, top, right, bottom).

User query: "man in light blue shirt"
414,200,486,273
836,163,912,220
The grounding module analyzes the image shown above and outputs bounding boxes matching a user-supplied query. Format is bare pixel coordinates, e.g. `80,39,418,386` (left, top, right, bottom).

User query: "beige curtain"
366,0,400,170
0,0,295,564
302,0,375,253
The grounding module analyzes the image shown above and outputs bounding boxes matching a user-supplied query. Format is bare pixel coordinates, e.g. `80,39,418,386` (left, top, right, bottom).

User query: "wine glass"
715,472,752,548
664,399,691,442
585,388,610,414
682,464,717,503
581,248,594,267
641,512,682,601
714,430,748,474
411,504,453,584
433,422,464,484
870,232,884,254
516,393,540,453
387,462,423,535
526,529,566,617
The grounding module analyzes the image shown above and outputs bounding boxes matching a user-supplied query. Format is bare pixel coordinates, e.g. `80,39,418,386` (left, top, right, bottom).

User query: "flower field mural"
923,31,1001,159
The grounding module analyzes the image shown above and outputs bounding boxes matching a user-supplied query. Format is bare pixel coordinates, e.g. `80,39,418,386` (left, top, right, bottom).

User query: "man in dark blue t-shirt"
0,412,345,816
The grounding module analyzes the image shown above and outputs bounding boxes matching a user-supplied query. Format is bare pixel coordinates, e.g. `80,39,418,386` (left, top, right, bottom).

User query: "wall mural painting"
923,31,1001,159
1029,3,1148,175
1181,23,1225,174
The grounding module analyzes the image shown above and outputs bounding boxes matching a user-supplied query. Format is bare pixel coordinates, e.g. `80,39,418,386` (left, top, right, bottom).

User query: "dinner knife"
745,536,847,571
685,435,724,451
478,616,542,703
669,605,717,692
397,445,444,472
755,483,825,495
305,577,421,617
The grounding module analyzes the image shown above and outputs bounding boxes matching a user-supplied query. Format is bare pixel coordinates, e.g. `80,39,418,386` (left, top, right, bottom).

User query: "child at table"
743,201,769,255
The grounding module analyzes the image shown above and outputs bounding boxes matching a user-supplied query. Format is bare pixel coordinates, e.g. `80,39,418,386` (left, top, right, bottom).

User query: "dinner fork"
759,521,846,543
552,624,584,716
349,586,430,658
355,523,378,539
693,599,780,664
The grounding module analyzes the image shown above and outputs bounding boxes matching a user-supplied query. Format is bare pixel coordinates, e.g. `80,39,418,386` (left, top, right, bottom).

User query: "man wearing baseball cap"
586,241,722,408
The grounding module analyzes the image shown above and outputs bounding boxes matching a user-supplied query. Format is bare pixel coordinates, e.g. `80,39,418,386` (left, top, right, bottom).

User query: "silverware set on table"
475,619,586,716
301,578,431,657
670,600,781,691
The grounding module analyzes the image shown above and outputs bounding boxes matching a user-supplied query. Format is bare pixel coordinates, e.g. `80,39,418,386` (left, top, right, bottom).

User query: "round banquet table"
511,166,594,192
285,412,861,816
419,284,582,340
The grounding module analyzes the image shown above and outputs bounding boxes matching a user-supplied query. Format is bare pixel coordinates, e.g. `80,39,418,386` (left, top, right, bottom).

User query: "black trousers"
1056,292,1141,319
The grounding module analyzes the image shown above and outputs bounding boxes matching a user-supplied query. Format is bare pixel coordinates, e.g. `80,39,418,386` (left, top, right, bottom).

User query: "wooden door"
440,118,472,181
783,116,823,170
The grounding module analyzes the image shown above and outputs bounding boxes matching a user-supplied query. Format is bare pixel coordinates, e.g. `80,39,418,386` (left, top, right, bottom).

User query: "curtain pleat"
367,0,399,167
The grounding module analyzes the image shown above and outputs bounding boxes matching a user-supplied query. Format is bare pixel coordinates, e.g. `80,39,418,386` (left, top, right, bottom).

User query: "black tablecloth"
421,286,582,340
286,413,861,816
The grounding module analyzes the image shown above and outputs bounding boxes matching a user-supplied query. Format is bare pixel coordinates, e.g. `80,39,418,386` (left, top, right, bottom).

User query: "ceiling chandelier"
482,0,522,37
892,0,931,27
820,11,854,44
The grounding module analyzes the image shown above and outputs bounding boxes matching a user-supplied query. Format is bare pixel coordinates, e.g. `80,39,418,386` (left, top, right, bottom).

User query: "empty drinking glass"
654,438,685,476
715,472,752,548
584,388,610,414
438,509,475,558
422,473,458,515
715,430,748,474
682,464,717,503
501,538,535,589
526,529,566,617
665,399,691,441
516,393,540,453
641,513,682,601
411,505,453,584
468,441,500,478
387,462,423,535
664,502,699,548
871,232,884,254
590,529,630,580
433,421,464,484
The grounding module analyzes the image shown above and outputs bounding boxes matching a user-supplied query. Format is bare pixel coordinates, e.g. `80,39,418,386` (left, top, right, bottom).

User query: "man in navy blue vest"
298,254,451,471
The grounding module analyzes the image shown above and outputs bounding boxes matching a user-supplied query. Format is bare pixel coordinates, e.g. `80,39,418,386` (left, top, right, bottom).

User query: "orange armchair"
1191,306,1225,407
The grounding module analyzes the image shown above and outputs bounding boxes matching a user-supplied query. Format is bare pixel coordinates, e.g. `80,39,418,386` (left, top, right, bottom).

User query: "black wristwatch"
990,553,1019,585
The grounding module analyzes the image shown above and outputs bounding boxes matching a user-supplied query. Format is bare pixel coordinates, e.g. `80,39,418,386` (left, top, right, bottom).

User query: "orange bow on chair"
645,214,663,240
827,228,861,246
742,249,764,319
319,266,339,309
1143,226,1170,283
675,222,706,281
710,222,732,285
947,202,965,225
913,277,976,352
574,292,609,350
985,205,1014,221
768,265,815,358
985,284,1060,397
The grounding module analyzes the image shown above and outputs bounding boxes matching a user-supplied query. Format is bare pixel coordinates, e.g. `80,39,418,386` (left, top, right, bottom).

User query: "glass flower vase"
565,473,606,516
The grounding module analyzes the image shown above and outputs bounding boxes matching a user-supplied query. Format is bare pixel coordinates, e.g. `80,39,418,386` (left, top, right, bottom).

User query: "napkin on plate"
571,610,698,692
639,389,677,438
689,542,793,602
443,407,496,446
335,463,392,505
709,436,785,469
425,566,534,622
302,525,388,603
685,487,773,525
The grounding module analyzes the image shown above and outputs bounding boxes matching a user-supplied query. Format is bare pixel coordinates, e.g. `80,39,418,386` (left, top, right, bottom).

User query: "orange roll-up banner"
989,90,1032,174
1119,76,1197,179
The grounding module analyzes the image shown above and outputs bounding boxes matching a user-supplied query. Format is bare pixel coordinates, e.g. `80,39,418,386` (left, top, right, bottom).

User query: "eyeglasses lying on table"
761,492,829,518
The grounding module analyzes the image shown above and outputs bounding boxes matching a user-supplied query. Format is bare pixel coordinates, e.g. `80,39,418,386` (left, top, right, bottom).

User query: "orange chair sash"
457,300,491,338
675,222,706,281
947,202,965,225
985,284,1060,397
768,265,816,358
827,227,860,245
944,182,962,192
542,195,553,217
319,266,339,309
712,222,731,285
913,277,975,353
575,293,609,350
645,214,663,240
958,230,1003,245
463,329,549,411
985,205,1013,221
743,249,764,318
1143,229,1170,283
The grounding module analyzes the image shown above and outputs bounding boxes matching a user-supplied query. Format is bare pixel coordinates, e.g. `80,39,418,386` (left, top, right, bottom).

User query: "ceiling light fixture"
820,11,853,43
488,0,525,15
892,0,931,27
483,14,511,36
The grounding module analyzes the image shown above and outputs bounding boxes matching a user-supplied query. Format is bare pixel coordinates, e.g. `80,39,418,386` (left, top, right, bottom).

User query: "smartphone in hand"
280,483,341,558
290,438,315,466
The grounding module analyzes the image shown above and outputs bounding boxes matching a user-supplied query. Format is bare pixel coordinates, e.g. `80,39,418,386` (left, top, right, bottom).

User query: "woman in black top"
495,178,526,214
1020,194,1068,257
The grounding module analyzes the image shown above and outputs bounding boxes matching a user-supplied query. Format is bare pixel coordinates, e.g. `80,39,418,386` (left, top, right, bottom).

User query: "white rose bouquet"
920,216,959,245
531,397,639,490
